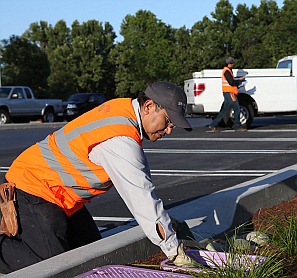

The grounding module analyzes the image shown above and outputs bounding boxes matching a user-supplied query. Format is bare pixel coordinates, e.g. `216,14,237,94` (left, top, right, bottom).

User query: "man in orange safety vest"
0,81,196,273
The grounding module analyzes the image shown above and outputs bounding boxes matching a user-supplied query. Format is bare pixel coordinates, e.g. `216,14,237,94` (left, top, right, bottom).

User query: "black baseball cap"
144,81,192,131
226,57,235,64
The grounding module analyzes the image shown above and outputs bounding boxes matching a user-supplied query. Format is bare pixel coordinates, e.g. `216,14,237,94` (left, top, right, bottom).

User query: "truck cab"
0,86,63,124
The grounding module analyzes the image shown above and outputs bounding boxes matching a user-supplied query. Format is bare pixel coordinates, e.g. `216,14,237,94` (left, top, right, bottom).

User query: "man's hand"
169,242,197,267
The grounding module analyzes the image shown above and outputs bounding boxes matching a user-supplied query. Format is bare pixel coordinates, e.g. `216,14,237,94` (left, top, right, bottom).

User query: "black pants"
0,189,102,274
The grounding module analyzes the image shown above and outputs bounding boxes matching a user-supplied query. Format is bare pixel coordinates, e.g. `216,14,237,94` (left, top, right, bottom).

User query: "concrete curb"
170,164,297,240
4,228,158,278
5,164,297,277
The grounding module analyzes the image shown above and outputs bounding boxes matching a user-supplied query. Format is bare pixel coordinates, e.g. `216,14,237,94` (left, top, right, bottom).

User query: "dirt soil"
134,194,297,276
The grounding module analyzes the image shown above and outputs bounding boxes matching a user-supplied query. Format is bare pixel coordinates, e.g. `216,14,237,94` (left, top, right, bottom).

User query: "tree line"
0,0,296,100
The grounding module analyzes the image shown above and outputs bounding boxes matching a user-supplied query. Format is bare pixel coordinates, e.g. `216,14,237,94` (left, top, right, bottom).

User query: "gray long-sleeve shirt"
88,99,179,258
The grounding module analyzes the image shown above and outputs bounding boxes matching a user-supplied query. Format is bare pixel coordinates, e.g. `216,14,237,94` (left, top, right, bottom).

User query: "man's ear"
142,99,155,115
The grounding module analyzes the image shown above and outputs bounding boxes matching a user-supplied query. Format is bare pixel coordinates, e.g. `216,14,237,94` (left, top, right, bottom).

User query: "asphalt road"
0,115,296,235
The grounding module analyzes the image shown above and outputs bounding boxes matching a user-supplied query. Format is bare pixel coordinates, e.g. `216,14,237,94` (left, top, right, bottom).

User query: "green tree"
23,21,50,52
70,20,116,99
112,10,176,97
2,0,294,100
189,16,213,72
1,36,50,96
188,0,238,71
264,0,297,64
233,0,280,68
22,20,75,99
230,3,253,68
206,0,238,67
23,19,117,100
169,26,192,86
45,20,76,99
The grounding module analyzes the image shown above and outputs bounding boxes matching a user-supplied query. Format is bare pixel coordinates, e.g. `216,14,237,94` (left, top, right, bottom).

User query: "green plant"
189,247,284,278
254,209,297,276
190,224,285,278
267,211,297,258
132,208,297,277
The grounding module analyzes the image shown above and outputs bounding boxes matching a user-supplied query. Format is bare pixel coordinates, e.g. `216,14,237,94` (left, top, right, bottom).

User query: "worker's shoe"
208,125,220,132
235,127,247,132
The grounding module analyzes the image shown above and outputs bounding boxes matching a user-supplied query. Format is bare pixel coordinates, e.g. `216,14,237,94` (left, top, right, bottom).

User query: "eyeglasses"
155,103,175,128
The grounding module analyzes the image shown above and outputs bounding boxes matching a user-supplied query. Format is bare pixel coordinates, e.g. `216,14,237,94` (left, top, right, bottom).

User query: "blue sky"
0,0,284,42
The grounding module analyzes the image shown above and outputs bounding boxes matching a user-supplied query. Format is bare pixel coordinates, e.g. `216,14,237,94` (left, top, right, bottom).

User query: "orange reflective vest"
222,67,238,95
6,98,142,216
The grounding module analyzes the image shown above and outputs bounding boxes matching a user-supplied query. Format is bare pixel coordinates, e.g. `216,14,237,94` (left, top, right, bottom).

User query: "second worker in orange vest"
0,81,197,274
209,57,247,132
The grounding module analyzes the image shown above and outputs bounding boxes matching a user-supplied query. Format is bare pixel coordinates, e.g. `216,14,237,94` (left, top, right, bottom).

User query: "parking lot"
0,115,296,236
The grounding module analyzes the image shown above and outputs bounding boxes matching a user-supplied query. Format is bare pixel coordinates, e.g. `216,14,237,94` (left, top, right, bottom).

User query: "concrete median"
4,164,297,278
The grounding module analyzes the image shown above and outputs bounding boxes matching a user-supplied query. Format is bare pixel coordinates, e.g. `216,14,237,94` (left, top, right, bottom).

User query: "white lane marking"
225,129,297,132
160,138,296,141
144,149,296,154
205,129,296,133
151,173,270,177
0,167,9,173
151,169,277,177
0,167,276,177
152,174,266,177
151,170,276,173
93,217,135,222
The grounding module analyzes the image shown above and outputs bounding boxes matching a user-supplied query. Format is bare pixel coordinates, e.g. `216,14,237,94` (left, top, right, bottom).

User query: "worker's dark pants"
211,92,241,129
0,189,102,274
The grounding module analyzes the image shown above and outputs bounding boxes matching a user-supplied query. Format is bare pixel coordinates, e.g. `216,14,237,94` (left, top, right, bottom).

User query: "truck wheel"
223,100,254,128
42,109,56,123
0,109,11,124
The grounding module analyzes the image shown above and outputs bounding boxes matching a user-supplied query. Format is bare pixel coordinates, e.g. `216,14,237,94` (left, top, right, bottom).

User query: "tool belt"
0,182,18,237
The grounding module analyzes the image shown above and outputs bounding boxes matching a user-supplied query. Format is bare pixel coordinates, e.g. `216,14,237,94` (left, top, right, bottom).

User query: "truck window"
11,88,25,99
24,88,33,99
277,60,292,75
0,88,11,98
94,94,106,104
88,95,96,102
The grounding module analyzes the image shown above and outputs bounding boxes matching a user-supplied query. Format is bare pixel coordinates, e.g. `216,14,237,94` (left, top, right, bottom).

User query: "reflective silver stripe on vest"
38,116,139,199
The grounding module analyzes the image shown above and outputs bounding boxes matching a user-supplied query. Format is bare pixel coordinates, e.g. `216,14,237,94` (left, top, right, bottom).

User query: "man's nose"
165,126,173,135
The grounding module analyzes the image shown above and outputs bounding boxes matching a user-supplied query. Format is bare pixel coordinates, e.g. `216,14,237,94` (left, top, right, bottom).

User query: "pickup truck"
0,86,64,124
184,55,297,127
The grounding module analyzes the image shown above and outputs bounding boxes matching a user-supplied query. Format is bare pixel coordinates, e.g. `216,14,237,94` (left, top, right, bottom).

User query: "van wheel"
42,109,56,123
0,109,11,124
223,100,254,128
